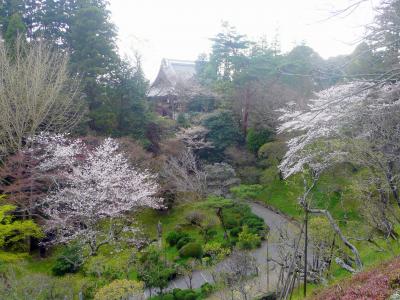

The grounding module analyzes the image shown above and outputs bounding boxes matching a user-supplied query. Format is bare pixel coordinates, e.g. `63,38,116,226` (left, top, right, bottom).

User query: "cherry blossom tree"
278,81,400,206
278,81,400,275
31,133,163,255
277,82,372,178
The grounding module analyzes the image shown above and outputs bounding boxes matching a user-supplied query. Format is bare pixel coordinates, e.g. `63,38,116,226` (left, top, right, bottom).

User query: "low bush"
179,242,203,259
52,245,82,276
200,282,214,296
84,254,128,280
94,279,144,300
231,184,263,200
150,288,206,300
166,231,190,247
203,242,230,262
229,226,241,237
241,215,265,234
223,214,239,229
237,226,261,250
176,236,194,250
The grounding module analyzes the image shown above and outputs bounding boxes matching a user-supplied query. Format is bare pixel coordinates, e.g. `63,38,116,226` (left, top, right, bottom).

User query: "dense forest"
1,0,400,299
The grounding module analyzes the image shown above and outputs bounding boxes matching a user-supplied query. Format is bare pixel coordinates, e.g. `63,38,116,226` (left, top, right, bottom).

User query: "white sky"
110,0,379,81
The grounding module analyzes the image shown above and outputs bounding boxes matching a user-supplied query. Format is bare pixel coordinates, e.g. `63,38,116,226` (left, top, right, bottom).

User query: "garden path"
144,201,301,298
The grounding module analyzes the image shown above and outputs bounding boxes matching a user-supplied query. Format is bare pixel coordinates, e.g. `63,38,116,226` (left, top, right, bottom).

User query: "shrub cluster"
166,231,194,250
179,242,203,259
150,283,213,300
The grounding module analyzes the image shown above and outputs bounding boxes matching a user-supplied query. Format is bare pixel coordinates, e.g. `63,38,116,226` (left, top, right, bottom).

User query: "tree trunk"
308,208,363,271
386,162,400,207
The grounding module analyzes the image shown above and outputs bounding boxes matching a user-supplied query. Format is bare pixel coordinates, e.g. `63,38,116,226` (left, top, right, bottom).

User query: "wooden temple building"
147,59,198,118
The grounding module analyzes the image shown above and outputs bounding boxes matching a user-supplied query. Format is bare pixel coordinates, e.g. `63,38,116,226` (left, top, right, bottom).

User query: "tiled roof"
148,59,196,98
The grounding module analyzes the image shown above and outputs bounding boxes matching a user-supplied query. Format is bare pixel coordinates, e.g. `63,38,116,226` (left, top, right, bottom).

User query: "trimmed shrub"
203,242,230,261
166,231,190,247
241,215,265,233
176,236,194,250
179,242,204,259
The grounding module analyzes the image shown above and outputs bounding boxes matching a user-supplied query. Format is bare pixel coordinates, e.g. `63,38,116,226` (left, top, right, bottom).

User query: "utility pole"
303,203,308,297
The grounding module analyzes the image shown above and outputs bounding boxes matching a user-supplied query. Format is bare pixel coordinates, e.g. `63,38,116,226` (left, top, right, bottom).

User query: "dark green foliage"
186,95,216,112
246,128,273,153
202,110,243,154
0,0,152,139
256,292,277,300
179,242,203,259
4,13,25,48
166,231,191,247
229,226,241,237
241,215,265,235
200,283,214,296
208,22,251,81
223,214,239,229
166,231,181,246
219,201,267,243
136,247,176,293
176,236,194,250
177,113,189,128
150,286,210,300
52,245,82,276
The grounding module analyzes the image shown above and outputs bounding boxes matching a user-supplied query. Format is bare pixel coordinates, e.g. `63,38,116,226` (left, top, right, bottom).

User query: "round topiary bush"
179,242,204,259
176,236,194,250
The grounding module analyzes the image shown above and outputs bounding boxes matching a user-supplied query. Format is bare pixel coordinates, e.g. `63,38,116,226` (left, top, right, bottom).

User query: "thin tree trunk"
308,208,363,271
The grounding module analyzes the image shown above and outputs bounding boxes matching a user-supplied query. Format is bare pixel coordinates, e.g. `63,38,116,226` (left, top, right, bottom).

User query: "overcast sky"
110,0,379,81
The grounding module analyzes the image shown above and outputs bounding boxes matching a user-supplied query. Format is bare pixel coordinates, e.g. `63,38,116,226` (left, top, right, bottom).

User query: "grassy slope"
236,162,400,299
0,199,233,297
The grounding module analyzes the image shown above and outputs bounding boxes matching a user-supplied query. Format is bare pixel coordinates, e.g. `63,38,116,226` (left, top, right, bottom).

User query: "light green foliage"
257,141,286,166
309,217,333,244
203,242,230,262
84,252,131,280
94,279,144,300
0,263,86,300
237,225,261,250
231,184,263,200
0,205,43,251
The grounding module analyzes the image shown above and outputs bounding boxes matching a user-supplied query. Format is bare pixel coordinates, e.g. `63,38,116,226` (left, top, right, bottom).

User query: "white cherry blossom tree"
31,134,163,255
